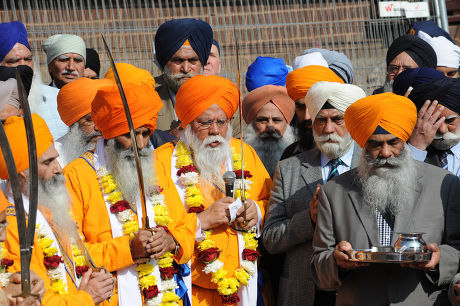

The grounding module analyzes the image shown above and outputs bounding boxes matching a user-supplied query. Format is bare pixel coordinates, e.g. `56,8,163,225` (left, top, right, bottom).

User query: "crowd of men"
0,16,458,306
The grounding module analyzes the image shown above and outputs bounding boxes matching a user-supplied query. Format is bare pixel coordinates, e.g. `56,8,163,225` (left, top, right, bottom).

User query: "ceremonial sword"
101,34,149,230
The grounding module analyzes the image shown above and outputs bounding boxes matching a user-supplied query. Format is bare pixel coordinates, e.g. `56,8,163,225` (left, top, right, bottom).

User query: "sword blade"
101,34,149,229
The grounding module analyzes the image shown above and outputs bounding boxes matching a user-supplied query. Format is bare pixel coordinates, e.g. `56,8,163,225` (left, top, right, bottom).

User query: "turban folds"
417,31,460,68
286,65,344,102
393,67,445,96
154,18,213,70
344,93,417,148
0,114,54,179
175,75,238,127
104,63,155,89
0,21,30,62
242,85,294,124
292,52,328,71
91,83,163,139
42,34,86,65
245,56,289,92
306,82,366,122
301,48,354,84
408,20,454,43
57,77,113,126
408,78,460,114
386,35,436,68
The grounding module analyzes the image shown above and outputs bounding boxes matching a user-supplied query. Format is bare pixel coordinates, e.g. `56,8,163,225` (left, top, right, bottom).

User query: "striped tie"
327,158,343,181
439,150,450,169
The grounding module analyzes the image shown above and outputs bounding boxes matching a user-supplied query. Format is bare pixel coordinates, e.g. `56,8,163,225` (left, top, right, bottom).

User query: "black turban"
0,65,33,95
85,48,100,77
408,78,460,114
386,35,437,68
154,18,213,70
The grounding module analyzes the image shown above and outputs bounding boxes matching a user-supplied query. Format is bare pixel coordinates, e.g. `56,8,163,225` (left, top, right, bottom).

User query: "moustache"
259,131,282,140
83,130,102,143
433,131,460,141
314,132,343,143
203,135,226,146
61,69,79,77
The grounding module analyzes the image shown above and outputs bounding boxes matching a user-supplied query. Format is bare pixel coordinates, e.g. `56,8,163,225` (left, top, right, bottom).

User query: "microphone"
223,171,236,198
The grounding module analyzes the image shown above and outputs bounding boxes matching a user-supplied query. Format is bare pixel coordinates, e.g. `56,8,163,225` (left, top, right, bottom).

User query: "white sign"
378,1,430,18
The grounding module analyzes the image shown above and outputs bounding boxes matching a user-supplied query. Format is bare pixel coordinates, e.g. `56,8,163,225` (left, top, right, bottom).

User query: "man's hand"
334,241,370,270
309,184,321,224
147,227,176,259
234,199,258,230
4,270,45,306
197,197,232,230
78,269,114,305
400,243,440,271
130,229,154,259
453,281,460,303
408,100,445,151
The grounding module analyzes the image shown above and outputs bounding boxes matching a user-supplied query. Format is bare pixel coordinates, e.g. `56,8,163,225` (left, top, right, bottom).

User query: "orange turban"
0,114,54,179
344,93,417,148
57,77,113,126
242,85,295,124
91,83,163,139
104,63,155,89
175,75,239,127
0,190,8,213
285,65,344,102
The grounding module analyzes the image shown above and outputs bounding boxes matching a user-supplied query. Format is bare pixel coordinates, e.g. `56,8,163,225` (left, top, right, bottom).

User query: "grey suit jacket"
312,161,460,306
262,144,361,306
154,74,176,132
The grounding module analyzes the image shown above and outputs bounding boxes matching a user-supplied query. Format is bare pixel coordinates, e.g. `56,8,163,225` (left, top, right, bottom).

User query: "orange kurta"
63,150,196,304
154,138,272,305
5,205,94,305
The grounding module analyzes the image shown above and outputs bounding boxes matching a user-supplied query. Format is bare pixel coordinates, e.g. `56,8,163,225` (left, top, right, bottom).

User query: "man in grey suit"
312,93,460,305
262,81,366,305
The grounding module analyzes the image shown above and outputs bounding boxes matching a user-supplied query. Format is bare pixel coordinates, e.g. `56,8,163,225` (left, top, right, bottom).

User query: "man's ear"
17,169,28,189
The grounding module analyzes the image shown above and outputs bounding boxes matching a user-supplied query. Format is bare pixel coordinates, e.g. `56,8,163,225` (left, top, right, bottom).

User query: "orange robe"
5,205,94,305
63,150,196,305
154,138,272,306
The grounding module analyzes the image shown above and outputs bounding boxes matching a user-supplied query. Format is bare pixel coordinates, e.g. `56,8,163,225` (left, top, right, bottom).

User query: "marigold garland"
98,167,180,306
0,243,13,287
174,141,260,304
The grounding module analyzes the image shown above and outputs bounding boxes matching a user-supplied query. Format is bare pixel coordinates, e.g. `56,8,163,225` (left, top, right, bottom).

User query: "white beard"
357,144,416,216
431,127,460,151
105,139,156,204
313,130,354,160
245,123,295,177
184,124,232,186
61,123,100,163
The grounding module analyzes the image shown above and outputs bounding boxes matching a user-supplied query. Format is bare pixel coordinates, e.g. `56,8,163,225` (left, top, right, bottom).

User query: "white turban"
293,52,328,70
418,31,460,68
306,81,366,122
42,34,86,65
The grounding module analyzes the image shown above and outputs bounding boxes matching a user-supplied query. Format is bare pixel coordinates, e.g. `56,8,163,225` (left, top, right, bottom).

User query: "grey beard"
163,65,201,92
62,123,100,163
184,124,232,186
104,139,156,204
383,79,394,93
431,129,460,150
313,130,353,160
357,144,416,216
245,123,295,177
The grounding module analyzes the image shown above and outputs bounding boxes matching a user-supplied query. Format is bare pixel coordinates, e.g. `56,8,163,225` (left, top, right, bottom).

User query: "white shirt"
409,142,460,177
320,145,354,183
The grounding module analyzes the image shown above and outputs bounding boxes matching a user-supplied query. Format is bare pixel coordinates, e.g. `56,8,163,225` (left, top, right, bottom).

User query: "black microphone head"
223,171,236,184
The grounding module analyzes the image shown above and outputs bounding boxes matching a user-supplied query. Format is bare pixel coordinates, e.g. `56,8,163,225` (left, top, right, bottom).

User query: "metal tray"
347,248,432,263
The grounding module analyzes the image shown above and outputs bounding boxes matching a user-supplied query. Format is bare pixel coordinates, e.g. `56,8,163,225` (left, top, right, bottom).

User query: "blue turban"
393,67,445,96
0,21,30,63
302,48,354,84
154,18,213,70
408,20,454,43
245,56,289,92
408,78,460,114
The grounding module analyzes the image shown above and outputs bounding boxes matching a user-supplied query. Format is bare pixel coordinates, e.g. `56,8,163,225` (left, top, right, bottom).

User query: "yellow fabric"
104,63,155,89
154,139,272,305
344,92,417,148
63,150,196,304
0,114,53,179
0,190,8,213
5,205,95,305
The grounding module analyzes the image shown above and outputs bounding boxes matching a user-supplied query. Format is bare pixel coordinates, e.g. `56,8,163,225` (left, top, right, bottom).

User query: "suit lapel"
348,187,380,247
350,143,362,168
299,148,323,194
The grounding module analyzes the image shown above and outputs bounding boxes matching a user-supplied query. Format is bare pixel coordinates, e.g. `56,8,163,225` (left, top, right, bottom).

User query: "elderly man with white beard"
154,75,271,305
242,85,296,177
64,82,196,305
262,81,365,306
0,114,114,305
406,78,460,178
55,77,113,166
312,93,460,305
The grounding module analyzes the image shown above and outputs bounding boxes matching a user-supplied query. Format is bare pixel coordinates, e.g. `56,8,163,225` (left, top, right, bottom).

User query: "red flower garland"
242,249,261,261
177,165,198,176
143,285,159,299
76,266,90,278
221,292,240,304
197,247,221,264
233,170,253,179
159,266,178,280
43,255,64,269
110,200,130,213
188,205,205,213
1,258,13,270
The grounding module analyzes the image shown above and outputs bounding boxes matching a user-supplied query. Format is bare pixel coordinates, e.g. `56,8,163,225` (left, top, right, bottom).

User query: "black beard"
297,119,315,151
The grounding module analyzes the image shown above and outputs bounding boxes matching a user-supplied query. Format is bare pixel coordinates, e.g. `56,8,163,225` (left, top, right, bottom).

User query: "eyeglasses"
0,221,9,234
195,119,228,129
387,65,414,75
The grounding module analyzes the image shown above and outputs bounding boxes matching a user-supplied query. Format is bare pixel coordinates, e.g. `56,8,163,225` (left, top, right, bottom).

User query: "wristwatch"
173,238,180,255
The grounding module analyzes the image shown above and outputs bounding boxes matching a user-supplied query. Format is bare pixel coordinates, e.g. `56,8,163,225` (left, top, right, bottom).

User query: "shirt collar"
450,141,460,159
320,144,354,168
